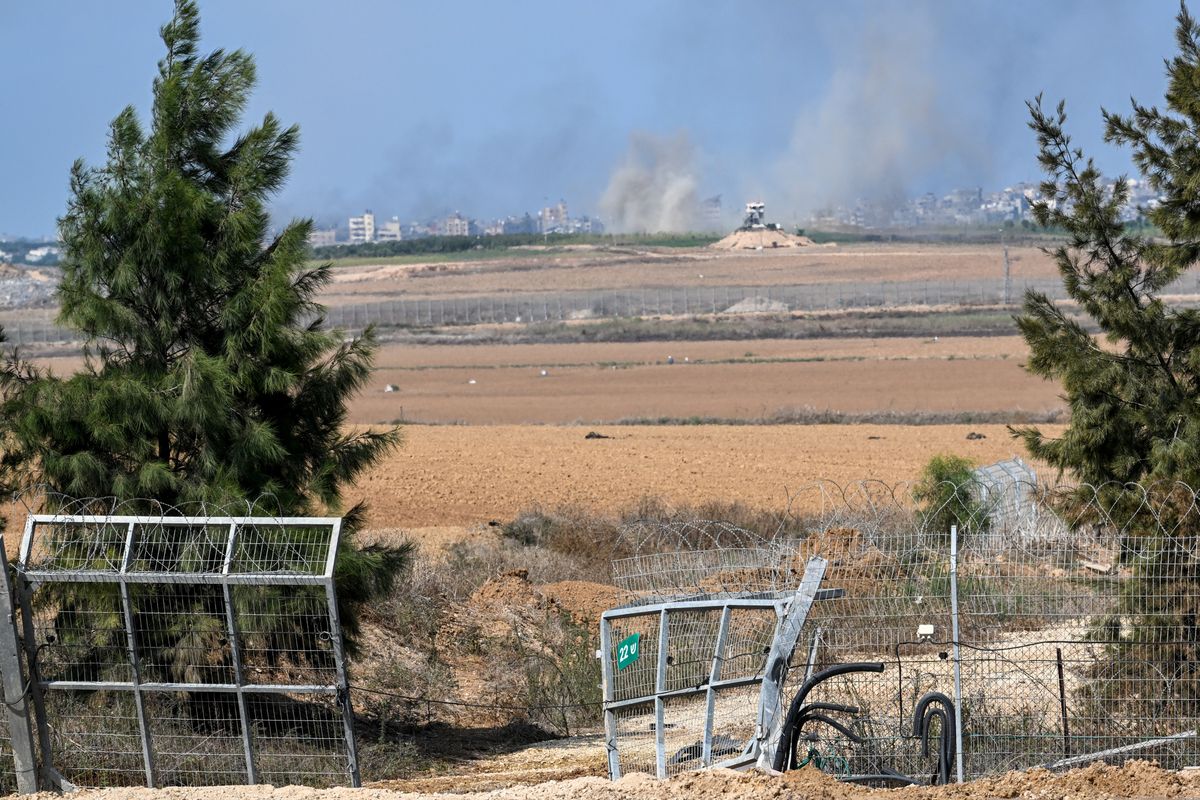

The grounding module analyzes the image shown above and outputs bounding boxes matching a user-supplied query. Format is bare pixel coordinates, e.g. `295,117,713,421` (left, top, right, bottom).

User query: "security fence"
600,480,1200,785
8,273,1200,346
0,511,359,792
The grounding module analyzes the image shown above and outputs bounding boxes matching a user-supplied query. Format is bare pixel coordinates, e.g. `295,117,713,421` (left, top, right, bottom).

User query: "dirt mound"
709,228,814,250
723,296,789,313
540,580,623,626
465,570,621,632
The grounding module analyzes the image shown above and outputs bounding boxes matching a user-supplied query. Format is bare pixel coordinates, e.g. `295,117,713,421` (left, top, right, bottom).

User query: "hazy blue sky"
1,1,1183,237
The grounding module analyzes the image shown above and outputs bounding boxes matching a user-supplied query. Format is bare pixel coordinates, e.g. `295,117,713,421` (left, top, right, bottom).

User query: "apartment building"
348,210,375,244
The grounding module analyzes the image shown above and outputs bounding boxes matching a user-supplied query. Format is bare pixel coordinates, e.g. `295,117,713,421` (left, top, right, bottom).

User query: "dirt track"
350,423,1060,528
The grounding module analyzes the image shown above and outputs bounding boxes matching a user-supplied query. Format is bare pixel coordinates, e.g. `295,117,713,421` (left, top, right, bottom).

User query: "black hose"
912,691,956,785
772,661,884,772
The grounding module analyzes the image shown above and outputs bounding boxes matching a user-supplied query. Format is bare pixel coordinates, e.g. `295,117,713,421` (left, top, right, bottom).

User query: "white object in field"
539,369,549,377
468,379,477,385
917,624,935,642
383,384,398,393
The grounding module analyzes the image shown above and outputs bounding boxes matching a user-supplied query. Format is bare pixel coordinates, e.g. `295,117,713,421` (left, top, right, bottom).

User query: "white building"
306,228,337,247
376,216,403,241
24,246,61,263
348,210,375,244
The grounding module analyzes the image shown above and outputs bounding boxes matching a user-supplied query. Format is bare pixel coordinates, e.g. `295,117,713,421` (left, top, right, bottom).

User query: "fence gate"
600,556,828,778
0,514,359,791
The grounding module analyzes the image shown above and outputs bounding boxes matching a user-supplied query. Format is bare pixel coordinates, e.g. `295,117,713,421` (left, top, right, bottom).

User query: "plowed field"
350,423,1060,528
354,335,1061,424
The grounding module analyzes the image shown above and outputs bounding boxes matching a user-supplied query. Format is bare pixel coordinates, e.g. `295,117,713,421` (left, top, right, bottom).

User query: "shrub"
912,454,990,542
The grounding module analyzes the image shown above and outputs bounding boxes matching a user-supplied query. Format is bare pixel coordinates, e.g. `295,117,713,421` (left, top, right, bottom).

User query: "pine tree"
0,1,407,658
1016,6,1200,489
1017,3,1200,714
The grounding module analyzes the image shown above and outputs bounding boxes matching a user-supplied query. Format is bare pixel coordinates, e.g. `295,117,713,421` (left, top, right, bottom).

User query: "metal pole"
1056,647,1070,757
599,616,620,779
0,536,38,794
702,607,732,767
950,524,965,783
119,522,157,787
221,523,258,783
1003,245,1012,306
323,520,361,787
654,610,669,779
755,558,828,770
15,519,54,791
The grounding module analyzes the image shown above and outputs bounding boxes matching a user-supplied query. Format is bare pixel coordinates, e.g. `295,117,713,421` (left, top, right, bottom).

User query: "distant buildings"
442,213,470,237
538,202,569,233
306,228,337,247
808,177,1164,230
24,245,60,263
376,216,403,241
348,210,375,244
297,198,606,247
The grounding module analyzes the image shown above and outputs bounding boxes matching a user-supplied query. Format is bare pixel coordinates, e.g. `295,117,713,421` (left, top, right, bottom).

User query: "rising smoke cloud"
767,6,990,219
600,131,701,233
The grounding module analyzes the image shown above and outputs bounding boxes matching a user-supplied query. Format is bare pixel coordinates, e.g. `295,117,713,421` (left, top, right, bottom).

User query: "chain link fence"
600,479,1200,785
0,503,360,792
7,273,1200,346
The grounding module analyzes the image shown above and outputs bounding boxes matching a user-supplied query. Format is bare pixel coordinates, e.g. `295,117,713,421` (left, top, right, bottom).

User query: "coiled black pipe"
912,691,956,785
772,661,885,772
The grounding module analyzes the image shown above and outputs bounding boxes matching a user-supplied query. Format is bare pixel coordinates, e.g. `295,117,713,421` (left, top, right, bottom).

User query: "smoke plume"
600,132,701,233
769,6,990,219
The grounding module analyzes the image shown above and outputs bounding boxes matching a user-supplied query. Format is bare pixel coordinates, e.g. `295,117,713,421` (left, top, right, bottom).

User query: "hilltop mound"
709,228,814,250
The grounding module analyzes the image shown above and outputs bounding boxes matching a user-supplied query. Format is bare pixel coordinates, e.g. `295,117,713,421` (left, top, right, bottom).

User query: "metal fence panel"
600,553,827,778
13,514,358,789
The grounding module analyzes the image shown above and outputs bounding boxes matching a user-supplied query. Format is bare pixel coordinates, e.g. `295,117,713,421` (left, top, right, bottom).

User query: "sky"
0,1,1184,238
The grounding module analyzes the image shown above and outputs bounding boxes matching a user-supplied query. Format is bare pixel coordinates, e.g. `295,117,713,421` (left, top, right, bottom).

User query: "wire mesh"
777,479,1200,783
603,480,1200,784
613,520,801,604
10,504,357,789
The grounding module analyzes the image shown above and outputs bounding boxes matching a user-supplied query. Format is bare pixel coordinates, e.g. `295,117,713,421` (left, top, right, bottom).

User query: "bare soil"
347,423,1062,529
354,335,1055,425
45,760,1200,798
320,243,1057,303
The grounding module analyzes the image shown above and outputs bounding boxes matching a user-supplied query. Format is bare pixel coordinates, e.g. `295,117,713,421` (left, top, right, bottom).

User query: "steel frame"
600,556,828,779
13,514,360,790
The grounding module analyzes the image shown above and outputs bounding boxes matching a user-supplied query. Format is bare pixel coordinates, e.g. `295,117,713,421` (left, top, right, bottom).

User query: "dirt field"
349,423,1060,528
34,335,1062,426
320,243,1056,304
46,760,1200,799
357,334,1058,425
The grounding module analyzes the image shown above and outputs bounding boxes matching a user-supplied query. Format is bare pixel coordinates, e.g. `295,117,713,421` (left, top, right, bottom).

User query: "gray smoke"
600,132,701,233
768,6,990,218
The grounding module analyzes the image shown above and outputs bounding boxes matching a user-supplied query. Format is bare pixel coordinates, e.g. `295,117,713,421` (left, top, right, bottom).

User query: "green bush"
911,454,990,542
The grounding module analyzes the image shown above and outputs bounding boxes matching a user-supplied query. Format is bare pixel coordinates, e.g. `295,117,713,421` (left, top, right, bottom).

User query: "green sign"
616,632,641,671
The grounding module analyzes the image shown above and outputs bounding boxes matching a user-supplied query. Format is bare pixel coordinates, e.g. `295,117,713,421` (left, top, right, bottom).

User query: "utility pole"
1001,229,1012,306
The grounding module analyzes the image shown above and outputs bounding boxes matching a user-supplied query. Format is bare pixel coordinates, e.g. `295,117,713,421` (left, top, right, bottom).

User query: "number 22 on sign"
617,632,641,671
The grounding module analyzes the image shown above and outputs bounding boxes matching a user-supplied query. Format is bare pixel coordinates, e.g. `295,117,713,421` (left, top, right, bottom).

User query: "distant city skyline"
2,1,1182,238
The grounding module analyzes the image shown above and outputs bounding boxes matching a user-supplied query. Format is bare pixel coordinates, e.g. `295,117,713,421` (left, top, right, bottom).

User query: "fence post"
949,524,965,783
324,520,361,787
0,537,37,794
599,616,619,779
654,609,669,779
119,522,157,787
221,523,258,784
